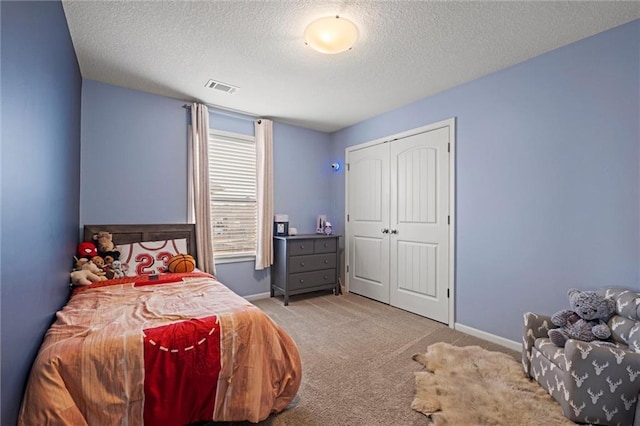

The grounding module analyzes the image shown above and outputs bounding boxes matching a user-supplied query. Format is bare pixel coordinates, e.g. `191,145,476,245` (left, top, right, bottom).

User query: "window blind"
208,131,257,258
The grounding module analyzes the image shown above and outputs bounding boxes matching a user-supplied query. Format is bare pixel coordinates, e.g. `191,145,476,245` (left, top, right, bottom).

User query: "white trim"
447,118,456,328
344,117,456,327
345,118,454,153
215,255,256,264
244,292,271,302
454,323,521,353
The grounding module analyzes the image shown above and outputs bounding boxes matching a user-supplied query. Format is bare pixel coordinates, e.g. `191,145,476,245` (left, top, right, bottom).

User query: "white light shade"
304,16,359,54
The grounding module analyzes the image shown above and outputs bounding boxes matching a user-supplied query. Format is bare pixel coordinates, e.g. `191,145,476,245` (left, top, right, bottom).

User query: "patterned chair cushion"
603,289,640,322
599,289,640,352
535,337,569,371
607,315,640,351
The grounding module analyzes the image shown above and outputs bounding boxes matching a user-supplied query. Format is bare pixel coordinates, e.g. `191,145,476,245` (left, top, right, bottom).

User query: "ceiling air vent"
205,79,238,94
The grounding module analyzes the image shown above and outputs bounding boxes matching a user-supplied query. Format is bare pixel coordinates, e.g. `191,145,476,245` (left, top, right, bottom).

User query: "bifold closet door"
346,142,390,303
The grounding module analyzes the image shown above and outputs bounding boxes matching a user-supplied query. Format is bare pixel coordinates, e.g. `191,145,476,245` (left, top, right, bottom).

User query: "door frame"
345,117,456,328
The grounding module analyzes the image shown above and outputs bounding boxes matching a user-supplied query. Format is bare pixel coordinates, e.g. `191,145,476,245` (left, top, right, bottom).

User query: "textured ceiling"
62,1,639,133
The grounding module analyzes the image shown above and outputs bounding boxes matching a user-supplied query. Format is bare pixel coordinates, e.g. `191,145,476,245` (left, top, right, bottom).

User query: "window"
208,129,256,261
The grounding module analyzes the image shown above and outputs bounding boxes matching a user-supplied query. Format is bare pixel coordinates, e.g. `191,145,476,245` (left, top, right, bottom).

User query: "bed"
18,224,301,425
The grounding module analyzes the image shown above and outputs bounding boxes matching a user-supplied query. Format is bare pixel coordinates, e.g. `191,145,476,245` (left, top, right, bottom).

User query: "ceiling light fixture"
304,15,359,54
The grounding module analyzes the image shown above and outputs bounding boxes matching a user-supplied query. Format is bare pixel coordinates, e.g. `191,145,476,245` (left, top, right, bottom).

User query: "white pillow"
118,239,188,276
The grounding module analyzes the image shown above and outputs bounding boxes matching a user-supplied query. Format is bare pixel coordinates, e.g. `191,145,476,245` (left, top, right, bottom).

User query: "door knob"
381,228,389,234
390,229,398,234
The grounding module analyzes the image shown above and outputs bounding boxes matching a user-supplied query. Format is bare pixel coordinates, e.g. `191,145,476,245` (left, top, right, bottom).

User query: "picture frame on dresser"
271,234,341,305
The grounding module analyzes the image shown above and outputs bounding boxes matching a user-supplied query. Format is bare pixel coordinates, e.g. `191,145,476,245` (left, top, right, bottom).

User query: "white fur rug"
411,343,574,425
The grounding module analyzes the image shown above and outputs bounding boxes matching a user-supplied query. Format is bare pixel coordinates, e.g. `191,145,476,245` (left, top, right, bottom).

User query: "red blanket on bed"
143,315,221,424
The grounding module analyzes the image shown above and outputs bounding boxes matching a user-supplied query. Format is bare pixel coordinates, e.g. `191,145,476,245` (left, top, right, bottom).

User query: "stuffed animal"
93,231,120,260
73,256,88,271
70,262,107,286
93,231,115,251
548,288,615,347
86,256,108,279
77,241,98,260
91,255,106,271
101,255,116,279
111,260,126,278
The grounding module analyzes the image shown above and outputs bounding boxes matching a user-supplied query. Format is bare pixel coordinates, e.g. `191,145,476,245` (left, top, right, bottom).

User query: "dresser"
271,234,340,305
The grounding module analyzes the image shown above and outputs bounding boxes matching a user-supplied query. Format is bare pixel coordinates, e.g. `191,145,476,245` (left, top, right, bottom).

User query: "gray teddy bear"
548,288,615,347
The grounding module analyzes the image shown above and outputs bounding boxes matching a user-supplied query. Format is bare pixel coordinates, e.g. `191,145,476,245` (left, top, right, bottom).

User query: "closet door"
346,142,390,303
389,127,450,323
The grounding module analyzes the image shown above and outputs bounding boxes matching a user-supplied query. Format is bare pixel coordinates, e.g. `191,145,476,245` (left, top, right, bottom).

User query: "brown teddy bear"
93,231,120,260
93,231,115,252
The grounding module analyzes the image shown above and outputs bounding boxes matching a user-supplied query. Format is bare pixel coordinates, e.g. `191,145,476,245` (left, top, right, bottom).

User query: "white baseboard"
454,323,521,353
244,292,271,302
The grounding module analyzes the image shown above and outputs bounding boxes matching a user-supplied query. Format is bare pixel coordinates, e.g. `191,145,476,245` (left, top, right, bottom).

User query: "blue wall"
0,1,82,424
81,80,188,225
273,122,334,234
331,20,640,342
80,81,333,296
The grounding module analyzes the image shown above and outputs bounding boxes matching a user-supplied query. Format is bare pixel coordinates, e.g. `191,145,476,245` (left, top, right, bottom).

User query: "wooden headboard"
83,224,197,261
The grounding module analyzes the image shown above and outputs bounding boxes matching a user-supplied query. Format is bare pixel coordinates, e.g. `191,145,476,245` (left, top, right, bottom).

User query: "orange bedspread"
18,274,301,425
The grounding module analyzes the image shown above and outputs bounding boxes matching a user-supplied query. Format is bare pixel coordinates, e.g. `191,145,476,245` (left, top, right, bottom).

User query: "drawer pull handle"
323,243,328,247
299,279,304,284
323,276,328,280
324,260,328,264
299,245,304,249
300,262,305,267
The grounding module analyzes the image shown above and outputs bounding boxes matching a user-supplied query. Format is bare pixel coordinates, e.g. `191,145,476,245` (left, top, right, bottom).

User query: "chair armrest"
565,340,640,369
562,342,640,426
522,312,555,375
565,340,640,396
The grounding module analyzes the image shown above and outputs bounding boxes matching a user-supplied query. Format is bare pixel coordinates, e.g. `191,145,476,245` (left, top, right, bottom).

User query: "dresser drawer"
288,253,336,274
288,269,336,291
314,238,337,253
288,239,314,256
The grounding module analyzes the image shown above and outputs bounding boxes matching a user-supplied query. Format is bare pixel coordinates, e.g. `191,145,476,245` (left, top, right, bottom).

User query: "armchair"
523,288,640,425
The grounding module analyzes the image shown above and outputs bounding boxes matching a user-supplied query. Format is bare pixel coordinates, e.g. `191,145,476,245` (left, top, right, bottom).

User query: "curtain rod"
182,103,260,123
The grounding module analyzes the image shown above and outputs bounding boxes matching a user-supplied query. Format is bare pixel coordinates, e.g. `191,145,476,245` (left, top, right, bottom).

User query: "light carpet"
246,291,543,425
412,342,574,425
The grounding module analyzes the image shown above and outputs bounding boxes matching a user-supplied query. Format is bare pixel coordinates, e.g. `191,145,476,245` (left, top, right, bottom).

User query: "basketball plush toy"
167,254,196,273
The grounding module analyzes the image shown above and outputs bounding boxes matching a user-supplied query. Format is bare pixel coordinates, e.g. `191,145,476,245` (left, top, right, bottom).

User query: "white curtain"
255,119,274,270
187,102,216,274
